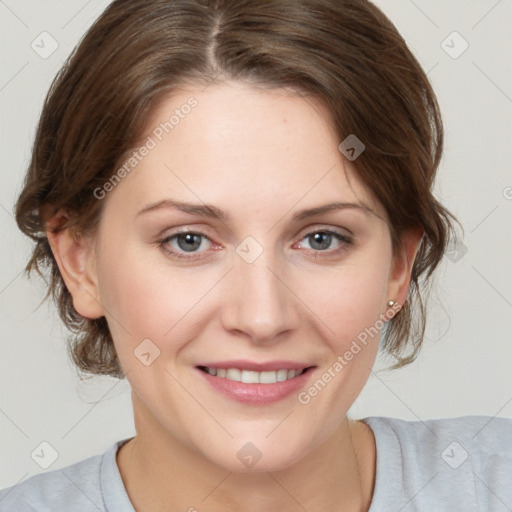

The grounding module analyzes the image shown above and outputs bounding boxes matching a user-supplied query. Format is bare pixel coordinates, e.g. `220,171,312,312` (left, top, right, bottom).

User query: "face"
79,81,410,472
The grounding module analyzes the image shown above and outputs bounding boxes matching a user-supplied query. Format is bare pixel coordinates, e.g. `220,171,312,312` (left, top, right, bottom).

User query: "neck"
117,395,376,512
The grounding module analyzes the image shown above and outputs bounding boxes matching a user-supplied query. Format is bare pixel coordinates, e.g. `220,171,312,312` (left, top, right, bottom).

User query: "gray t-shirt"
1,415,511,511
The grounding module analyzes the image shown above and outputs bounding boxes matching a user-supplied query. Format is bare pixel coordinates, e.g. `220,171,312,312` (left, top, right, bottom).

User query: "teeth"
226,368,241,381
277,369,288,382
202,367,306,384
241,370,260,384
259,371,277,384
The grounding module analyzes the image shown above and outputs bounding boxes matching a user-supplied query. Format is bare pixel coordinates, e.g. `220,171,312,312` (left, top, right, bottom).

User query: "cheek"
297,252,391,349
95,241,184,355
291,242,391,406
292,265,388,424
95,240,221,374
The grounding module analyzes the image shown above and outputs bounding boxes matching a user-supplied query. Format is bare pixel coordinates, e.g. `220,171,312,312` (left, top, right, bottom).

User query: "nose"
220,251,299,345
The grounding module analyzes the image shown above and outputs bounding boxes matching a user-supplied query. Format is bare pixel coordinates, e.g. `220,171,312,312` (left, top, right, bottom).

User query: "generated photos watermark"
93,96,198,200
297,302,401,405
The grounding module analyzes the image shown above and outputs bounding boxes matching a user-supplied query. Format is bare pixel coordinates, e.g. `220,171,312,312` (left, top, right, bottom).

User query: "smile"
198,366,308,384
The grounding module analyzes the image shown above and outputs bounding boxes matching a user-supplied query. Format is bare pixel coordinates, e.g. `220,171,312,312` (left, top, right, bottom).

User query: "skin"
47,80,422,511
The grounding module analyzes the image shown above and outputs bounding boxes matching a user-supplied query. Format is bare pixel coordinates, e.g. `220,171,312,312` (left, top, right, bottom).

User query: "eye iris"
177,233,202,252
310,232,331,250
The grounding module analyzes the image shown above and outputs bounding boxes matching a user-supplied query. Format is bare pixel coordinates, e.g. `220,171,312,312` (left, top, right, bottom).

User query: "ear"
46,209,104,319
386,226,424,310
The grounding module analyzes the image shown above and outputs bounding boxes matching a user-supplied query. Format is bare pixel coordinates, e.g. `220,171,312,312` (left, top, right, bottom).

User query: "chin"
201,435,309,474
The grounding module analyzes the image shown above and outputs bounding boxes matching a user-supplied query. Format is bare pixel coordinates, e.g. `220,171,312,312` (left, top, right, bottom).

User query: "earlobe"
387,227,424,308
46,209,104,320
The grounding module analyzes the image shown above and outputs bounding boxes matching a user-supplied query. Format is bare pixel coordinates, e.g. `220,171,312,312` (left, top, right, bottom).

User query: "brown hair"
15,0,459,379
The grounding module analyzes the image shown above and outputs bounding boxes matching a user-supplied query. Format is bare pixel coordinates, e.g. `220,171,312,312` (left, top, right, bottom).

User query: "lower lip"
196,368,314,405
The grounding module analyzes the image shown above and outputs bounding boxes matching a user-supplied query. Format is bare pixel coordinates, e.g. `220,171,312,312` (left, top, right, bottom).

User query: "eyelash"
158,227,353,261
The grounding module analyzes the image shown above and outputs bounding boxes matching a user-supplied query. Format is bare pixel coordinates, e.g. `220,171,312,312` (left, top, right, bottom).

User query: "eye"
296,229,353,255
159,231,213,260
158,227,353,261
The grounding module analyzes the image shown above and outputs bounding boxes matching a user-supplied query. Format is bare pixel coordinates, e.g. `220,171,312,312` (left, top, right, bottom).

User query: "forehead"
105,80,385,221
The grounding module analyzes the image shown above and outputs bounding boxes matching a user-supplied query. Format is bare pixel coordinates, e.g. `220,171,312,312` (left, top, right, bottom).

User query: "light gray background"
1,0,511,489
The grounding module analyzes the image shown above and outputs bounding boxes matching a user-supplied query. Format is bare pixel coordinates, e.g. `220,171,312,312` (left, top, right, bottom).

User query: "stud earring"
387,300,395,307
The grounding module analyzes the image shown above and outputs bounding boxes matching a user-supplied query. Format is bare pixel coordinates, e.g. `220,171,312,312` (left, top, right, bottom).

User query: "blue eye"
160,231,212,259
158,228,353,261
299,230,352,252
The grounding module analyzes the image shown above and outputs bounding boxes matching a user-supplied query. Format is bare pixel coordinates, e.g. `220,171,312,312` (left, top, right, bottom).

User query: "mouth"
197,365,314,384
195,359,317,404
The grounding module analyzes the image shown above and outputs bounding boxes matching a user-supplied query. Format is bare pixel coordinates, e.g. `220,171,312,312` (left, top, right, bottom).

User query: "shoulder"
0,440,124,512
364,414,512,451
362,415,512,511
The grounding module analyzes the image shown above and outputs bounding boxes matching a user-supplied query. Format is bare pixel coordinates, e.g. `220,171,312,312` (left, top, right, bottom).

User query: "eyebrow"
136,199,374,222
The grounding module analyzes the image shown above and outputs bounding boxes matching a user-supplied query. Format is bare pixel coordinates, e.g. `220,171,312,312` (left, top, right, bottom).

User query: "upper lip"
197,360,315,372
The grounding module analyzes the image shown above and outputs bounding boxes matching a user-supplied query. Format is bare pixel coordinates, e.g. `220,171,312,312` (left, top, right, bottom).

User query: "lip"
197,359,312,372
195,363,316,405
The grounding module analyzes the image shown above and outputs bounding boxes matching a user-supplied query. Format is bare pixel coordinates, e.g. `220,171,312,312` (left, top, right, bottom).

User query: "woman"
1,0,510,510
